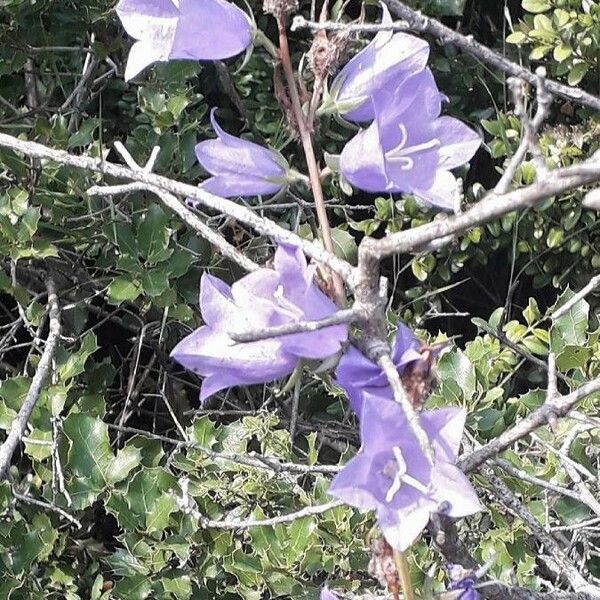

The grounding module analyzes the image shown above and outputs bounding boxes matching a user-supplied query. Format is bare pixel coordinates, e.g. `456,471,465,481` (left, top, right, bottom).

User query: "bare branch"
485,472,599,596
0,278,61,480
200,499,344,530
104,422,342,475
552,274,600,320
495,68,552,195
378,353,434,463
368,156,600,259
383,0,600,113
88,181,260,273
229,307,358,343
291,14,409,33
460,376,600,473
0,132,353,281
13,490,81,528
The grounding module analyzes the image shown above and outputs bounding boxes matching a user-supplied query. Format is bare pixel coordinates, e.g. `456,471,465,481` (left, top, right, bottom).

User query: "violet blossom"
170,244,347,401
447,564,481,600
320,587,339,600
195,109,295,198
340,69,482,210
116,0,253,81
323,5,429,123
335,323,424,415
328,394,481,551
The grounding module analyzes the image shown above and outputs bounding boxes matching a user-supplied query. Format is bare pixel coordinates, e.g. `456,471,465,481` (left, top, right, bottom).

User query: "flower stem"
275,16,344,305
393,550,416,600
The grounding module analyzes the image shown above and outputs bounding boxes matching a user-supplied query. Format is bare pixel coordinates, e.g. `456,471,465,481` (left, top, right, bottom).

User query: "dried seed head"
263,0,299,21
368,537,400,594
400,346,439,409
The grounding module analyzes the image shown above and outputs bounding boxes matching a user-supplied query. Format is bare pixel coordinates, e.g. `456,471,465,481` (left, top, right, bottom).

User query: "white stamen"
386,123,441,171
384,446,429,503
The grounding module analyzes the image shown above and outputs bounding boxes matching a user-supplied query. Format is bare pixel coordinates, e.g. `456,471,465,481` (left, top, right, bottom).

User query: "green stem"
394,550,416,600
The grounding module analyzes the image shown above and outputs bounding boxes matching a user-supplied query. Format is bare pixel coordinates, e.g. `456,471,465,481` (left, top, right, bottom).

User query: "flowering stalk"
275,15,345,304
393,550,415,600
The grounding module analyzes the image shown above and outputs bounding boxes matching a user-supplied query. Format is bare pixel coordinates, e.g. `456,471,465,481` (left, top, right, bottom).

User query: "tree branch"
0,278,61,480
383,0,600,113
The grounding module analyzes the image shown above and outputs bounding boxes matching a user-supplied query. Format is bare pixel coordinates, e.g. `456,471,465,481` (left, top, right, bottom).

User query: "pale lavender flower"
320,587,339,600
195,109,292,198
340,69,482,210
328,394,481,551
170,244,347,401
448,565,481,600
335,323,423,415
326,5,429,123
116,0,253,81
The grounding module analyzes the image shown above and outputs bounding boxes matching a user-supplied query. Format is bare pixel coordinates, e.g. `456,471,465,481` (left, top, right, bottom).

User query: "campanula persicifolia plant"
1,0,598,597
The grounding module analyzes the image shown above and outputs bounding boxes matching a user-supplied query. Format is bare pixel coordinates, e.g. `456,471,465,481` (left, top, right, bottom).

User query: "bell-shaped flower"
170,244,348,401
322,4,429,123
116,0,253,81
335,323,424,415
328,393,481,551
195,109,295,198
320,587,339,600
340,69,482,210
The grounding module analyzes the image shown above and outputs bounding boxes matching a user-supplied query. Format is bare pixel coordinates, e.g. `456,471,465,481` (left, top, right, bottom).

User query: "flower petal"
411,170,460,211
433,116,481,170
199,174,283,198
340,123,388,192
432,463,482,518
377,503,431,551
420,407,466,463
328,453,381,511
170,0,253,60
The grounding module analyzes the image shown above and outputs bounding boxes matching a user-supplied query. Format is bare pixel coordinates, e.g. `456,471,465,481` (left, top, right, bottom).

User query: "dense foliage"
0,0,599,598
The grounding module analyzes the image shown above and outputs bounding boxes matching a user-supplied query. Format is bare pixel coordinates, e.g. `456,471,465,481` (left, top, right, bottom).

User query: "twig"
88,181,259,273
0,278,61,480
485,472,598,596
104,422,342,474
229,307,358,342
0,132,352,280
494,457,600,514
378,353,434,463
429,514,599,600
383,0,600,112
200,499,344,529
495,68,552,194
460,376,600,473
291,15,409,33
365,157,600,259
552,275,600,320
289,379,301,440
13,490,81,528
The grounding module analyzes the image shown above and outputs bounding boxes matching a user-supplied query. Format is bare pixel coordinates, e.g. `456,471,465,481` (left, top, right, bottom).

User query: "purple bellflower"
447,564,481,600
170,244,348,402
116,0,253,81
340,69,482,210
324,5,429,123
328,394,481,551
320,587,339,600
335,323,424,415
195,109,295,198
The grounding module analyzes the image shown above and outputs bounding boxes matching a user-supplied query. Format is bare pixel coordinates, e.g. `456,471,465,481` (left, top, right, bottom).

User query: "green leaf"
556,345,590,371
553,43,572,62
108,277,143,304
437,349,477,401
59,331,98,381
506,31,527,44
522,0,551,13
137,204,171,263
551,288,589,352
568,62,589,86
